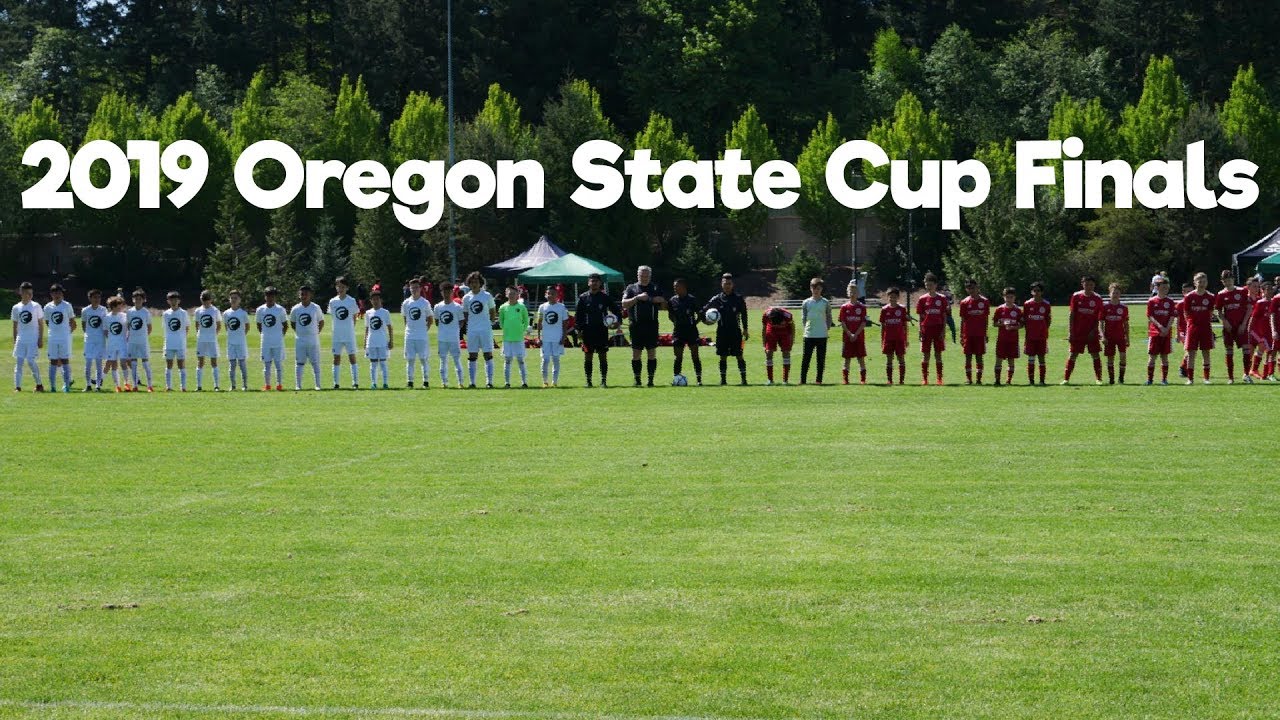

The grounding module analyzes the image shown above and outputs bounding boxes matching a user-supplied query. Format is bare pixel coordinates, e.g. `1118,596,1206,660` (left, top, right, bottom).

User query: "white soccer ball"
605,313,619,328
672,374,688,386
704,308,721,324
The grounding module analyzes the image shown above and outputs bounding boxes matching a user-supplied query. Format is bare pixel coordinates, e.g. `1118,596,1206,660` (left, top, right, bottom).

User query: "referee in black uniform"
575,273,619,387
621,265,666,387
667,277,703,384
703,273,750,385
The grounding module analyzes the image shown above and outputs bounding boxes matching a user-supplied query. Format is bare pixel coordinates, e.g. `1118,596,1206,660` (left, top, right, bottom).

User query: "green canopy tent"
516,253,624,285
1256,252,1280,278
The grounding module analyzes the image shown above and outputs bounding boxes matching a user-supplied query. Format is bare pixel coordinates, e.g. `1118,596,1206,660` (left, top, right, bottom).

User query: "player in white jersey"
461,271,498,388
103,294,129,391
126,288,154,391
43,283,77,392
10,281,44,391
328,276,360,389
81,289,108,391
401,277,433,388
161,291,190,391
256,287,289,390
290,285,325,390
193,290,222,391
432,281,465,387
364,289,393,389
222,290,251,390
537,285,568,387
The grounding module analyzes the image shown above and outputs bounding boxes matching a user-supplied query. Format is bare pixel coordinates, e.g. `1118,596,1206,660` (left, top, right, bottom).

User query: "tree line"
2,1,1279,302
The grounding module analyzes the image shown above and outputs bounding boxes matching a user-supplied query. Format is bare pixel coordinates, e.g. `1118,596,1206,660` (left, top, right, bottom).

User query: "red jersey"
1101,300,1128,342
993,305,1022,340
1174,299,1187,334
1182,291,1215,334
838,302,867,336
915,293,949,329
959,295,991,338
1022,298,1051,341
762,307,794,334
1147,296,1176,336
1271,294,1280,327
1250,296,1272,335
1215,287,1250,327
1068,291,1103,339
879,305,908,341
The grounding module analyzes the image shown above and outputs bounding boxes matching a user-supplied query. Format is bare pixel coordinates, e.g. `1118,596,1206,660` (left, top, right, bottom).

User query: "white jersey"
162,308,189,350
462,290,495,332
11,301,43,344
81,305,108,346
256,304,287,347
328,295,359,344
106,311,128,350
401,297,431,340
290,302,323,341
193,305,221,343
44,300,74,343
537,302,568,345
433,301,463,344
365,308,391,349
126,307,151,341
223,308,249,346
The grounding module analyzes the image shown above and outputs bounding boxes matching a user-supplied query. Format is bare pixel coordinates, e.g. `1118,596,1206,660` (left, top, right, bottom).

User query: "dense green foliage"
2,2,1279,294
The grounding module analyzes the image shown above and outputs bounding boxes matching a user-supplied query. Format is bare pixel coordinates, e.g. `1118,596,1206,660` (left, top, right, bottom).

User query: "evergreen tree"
720,105,780,257
306,215,350,291
1118,56,1189,163
350,205,408,290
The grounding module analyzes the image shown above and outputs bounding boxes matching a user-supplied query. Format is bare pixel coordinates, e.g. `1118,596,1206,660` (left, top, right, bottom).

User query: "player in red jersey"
839,281,868,384
1174,281,1193,378
879,287,909,384
1249,280,1275,380
1215,269,1253,384
991,287,1022,386
915,272,950,385
1101,282,1130,384
1268,278,1280,381
1022,281,1051,385
958,279,991,384
761,305,795,385
1062,275,1104,384
1146,278,1176,384
1182,272,1216,384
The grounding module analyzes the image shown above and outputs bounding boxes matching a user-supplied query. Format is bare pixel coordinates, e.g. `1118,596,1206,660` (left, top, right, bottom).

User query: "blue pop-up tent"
1233,228,1280,279
483,235,566,276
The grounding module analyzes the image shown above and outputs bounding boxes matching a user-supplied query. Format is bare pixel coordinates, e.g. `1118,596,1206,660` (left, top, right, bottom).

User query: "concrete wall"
752,211,886,267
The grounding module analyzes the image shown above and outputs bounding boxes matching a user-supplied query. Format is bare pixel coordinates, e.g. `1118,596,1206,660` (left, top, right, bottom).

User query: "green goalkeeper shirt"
499,302,530,342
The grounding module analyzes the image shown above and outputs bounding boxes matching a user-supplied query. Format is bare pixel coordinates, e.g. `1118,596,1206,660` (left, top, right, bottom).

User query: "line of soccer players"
10,267,1280,391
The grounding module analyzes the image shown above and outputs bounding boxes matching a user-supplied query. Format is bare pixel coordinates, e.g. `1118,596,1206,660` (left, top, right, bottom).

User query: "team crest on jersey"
19,310,32,324
167,317,182,331
409,307,422,321
263,315,277,327
199,315,214,328
370,316,384,330
438,310,454,324
109,322,123,335
227,317,241,331
50,311,65,325
470,300,484,315
335,307,350,321
88,315,102,328
545,311,560,325
130,317,144,330
299,312,313,326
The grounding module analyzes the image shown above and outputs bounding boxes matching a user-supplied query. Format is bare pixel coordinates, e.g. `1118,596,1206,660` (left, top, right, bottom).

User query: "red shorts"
1250,329,1274,352
763,328,794,353
995,335,1020,360
842,335,866,359
920,325,945,354
1184,328,1214,352
1147,335,1172,355
1023,337,1048,357
961,335,986,356
882,334,906,356
1222,325,1249,349
1103,337,1128,357
1068,334,1101,355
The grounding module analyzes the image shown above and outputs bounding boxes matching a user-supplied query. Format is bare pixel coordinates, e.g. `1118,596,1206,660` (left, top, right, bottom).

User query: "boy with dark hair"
1022,281,1051,385
992,287,1022,386
104,295,128,391
1101,283,1130,384
11,281,44,391
536,286,567,387
1146,278,1176,385
915,272,949,385
44,283,76,392
667,278,703,385
800,278,831,384
958,278,990,384
162,291,189,391
1182,272,1215,384
461,271,497,388
127,288,154,392
879,287,908,384
499,286,530,388
1249,280,1274,380
1062,275,1103,385
761,304,794,385
290,285,325,391
838,280,867,384
329,276,361,389
704,273,749,385
433,281,465,388
223,290,250,390
1216,269,1252,384
576,272,619,387
364,290,392,389
81,289,108,391
193,289,222,391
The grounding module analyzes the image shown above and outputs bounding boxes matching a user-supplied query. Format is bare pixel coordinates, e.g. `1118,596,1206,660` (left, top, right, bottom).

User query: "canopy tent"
1233,227,1280,276
1256,252,1280,278
483,235,567,275
516,253,624,284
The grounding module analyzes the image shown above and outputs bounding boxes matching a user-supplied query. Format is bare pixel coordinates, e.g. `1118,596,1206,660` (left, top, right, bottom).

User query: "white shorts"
227,343,248,361
84,343,105,361
295,341,321,365
261,345,284,363
541,341,564,358
104,346,125,362
333,339,356,356
437,340,461,358
404,338,428,360
366,344,389,361
127,342,150,361
12,342,38,361
47,339,71,360
197,341,220,359
164,348,186,361
503,341,527,359
466,330,494,354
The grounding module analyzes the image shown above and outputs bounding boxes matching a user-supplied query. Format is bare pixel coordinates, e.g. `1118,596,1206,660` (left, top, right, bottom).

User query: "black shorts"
716,332,744,357
581,329,609,352
629,323,659,350
672,332,700,351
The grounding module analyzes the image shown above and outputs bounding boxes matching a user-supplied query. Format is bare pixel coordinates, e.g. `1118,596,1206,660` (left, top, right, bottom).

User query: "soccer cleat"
1185,379,1193,385
1060,380,1070,385
647,380,654,387
115,386,123,392
1242,376,1253,384
275,385,284,392
521,383,528,389
352,384,359,390
213,387,221,392
83,385,93,393
334,384,341,390
485,383,493,389
382,383,390,390
196,387,202,392
764,380,773,386
543,382,550,388
935,378,943,386
263,385,272,392
504,382,511,388
1144,380,1152,385
601,381,609,388
585,381,593,388
994,380,1002,387
12,387,19,392
146,386,154,393
1160,379,1168,386
1095,380,1103,386
469,383,478,389
1226,379,1234,385
35,385,44,392
1203,379,1211,385
407,382,414,389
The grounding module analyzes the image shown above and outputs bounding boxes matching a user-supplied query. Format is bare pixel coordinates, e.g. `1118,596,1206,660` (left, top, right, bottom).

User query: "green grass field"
2,311,1278,719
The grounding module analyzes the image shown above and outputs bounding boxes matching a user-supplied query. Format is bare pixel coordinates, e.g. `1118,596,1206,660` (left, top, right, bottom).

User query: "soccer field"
2,313,1279,719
